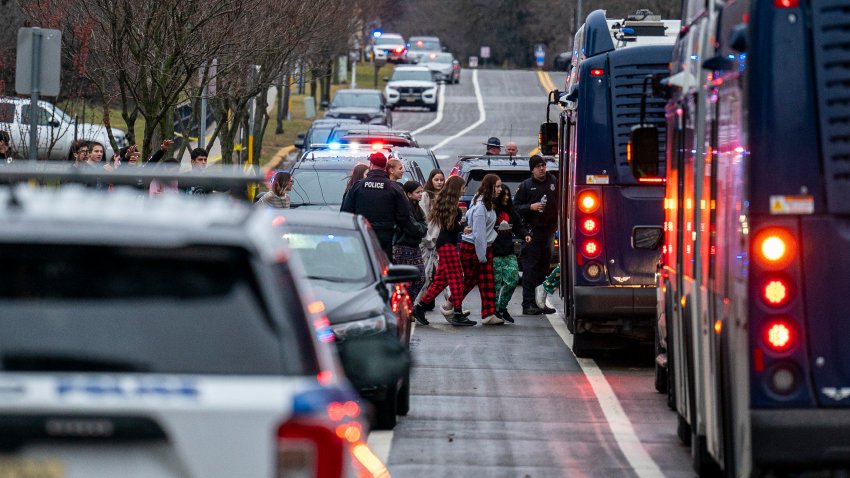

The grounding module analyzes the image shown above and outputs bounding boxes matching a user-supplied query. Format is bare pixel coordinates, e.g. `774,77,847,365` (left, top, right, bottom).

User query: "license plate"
403,96,418,102
0,458,64,478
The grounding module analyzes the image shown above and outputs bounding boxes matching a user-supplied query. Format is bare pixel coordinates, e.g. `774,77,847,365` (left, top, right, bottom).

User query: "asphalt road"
369,69,695,478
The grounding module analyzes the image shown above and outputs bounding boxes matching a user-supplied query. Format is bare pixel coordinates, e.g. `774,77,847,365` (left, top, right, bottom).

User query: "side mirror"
296,132,306,139
337,334,410,391
628,125,660,179
48,119,61,128
294,139,304,149
383,77,390,82
441,46,448,52
384,264,420,283
320,100,329,109
539,122,558,156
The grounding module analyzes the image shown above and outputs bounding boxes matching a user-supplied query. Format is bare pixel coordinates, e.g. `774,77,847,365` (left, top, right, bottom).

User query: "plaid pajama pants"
420,244,465,311
459,241,496,317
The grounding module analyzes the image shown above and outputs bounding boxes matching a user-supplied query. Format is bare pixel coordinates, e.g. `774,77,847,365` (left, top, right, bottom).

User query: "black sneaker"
421,302,435,311
523,306,543,315
411,304,430,325
450,312,476,326
541,305,556,314
498,310,515,323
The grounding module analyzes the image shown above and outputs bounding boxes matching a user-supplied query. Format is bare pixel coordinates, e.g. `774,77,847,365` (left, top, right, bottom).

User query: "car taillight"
277,418,344,478
395,47,404,53
753,227,796,269
577,191,599,213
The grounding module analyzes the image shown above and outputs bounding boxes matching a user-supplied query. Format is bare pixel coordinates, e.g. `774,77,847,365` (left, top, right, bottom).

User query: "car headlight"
331,315,387,341
386,88,399,95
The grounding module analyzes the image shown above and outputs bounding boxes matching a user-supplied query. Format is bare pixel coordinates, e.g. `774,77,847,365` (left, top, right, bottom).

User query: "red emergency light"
590,68,605,77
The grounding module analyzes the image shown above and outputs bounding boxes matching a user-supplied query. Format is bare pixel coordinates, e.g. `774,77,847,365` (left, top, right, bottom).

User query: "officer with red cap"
341,152,412,259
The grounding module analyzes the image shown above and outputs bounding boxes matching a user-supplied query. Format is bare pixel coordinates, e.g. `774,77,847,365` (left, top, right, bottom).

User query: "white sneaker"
481,314,505,325
440,302,471,318
535,285,548,309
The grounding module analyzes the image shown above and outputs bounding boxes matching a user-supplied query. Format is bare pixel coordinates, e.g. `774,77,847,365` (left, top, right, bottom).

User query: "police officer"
484,137,502,155
342,152,412,260
514,155,559,315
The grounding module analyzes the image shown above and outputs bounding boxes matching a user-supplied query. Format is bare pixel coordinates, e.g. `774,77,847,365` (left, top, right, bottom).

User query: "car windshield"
409,39,441,51
331,93,381,109
391,70,433,82
423,53,453,64
280,227,373,287
306,126,334,145
290,168,351,206
465,169,558,198
0,244,305,375
375,36,403,46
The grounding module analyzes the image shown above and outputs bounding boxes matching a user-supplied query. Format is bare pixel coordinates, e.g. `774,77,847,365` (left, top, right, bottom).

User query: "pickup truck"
0,97,126,160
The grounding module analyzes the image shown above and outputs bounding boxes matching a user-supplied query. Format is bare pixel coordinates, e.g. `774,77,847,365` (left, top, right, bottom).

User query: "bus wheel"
572,332,597,358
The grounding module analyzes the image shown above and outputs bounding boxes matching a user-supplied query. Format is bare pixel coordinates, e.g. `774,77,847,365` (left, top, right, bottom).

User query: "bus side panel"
601,186,663,286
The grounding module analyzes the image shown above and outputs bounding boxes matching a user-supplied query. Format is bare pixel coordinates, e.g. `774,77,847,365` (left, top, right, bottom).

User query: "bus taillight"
753,228,796,269
581,217,599,235
774,0,799,8
762,277,792,307
764,319,795,352
578,191,599,213
582,239,601,258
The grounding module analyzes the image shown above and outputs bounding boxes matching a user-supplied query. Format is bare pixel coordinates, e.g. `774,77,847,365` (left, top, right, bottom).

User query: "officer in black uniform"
341,152,411,260
484,137,502,155
514,155,559,315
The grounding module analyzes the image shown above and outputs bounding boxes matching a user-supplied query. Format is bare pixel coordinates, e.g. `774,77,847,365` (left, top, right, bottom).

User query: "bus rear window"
0,244,300,376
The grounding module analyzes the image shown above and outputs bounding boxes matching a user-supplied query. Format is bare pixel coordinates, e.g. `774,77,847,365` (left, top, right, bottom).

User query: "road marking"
545,313,665,478
528,146,540,156
430,69,485,152
536,69,557,93
411,83,446,136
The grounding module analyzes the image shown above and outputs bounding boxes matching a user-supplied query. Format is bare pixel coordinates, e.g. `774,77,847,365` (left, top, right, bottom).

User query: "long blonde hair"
428,175,465,230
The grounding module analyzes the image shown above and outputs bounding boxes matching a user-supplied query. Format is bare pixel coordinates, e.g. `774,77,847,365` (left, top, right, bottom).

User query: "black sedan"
269,209,419,429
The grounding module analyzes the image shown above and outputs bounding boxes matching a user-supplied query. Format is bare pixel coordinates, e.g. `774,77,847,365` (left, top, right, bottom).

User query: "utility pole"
576,0,583,34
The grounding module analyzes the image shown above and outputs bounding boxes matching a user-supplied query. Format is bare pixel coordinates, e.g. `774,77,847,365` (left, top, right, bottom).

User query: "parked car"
339,133,415,148
0,97,126,160
295,118,361,151
271,210,419,429
392,147,441,176
371,33,407,63
449,154,560,268
419,52,460,84
289,150,426,210
324,89,392,127
407,36,443,64
337,127,419,147
384,66,439,111
0,169,398,477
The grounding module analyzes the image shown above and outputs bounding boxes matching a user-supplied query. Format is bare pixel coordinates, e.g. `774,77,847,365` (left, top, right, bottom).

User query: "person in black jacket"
341,152,411,260
514,155,559,315
492,184,528,323
393,181,428,304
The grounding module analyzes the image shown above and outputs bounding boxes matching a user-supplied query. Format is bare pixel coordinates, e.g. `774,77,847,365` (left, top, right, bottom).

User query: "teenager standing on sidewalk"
411,176,476,327
492,184,527,323
459,173,503,325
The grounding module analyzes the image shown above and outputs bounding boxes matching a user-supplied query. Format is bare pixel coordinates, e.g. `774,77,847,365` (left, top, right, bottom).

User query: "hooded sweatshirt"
461,196,497,263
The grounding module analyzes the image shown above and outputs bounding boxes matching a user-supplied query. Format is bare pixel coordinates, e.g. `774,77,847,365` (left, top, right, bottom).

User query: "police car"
0,167,396,477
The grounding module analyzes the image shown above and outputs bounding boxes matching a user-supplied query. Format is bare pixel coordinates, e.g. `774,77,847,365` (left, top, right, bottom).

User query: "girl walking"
459,173,503,325
393,181,428,305
255,171,293,209
492,184,527,323
417,169,445,305
411,176,475,327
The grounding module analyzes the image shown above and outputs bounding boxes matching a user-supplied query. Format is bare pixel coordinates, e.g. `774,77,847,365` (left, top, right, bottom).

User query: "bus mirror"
539,122,558,156
628,125,659,178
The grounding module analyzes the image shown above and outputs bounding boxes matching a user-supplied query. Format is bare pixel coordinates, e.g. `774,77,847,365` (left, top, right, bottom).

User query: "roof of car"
333,89,382,96
276,209,360,231
456,155,558,171
311,118,361,126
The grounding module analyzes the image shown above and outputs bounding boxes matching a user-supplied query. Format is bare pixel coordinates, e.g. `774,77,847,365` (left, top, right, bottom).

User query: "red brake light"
762,278,791,307
277,419,344,477
580,217,598,235
764,320,795,351
753,228,796,269
774,0,798,7
590,68,605,77
577,191,600,213
582,239,601,258
395,47,404,53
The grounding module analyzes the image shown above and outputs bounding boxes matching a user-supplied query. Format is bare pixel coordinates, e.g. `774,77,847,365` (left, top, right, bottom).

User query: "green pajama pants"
543,264,560,295
493,255,520,311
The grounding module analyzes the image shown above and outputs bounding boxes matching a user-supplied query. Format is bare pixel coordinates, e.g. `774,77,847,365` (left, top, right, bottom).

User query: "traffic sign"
480,46,491,59
534,44,546,68
15,27,62,96
469,56,479,68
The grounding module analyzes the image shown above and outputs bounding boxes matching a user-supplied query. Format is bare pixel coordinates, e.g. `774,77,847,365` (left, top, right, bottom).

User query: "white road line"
430,69,485,152
545,313,665,478
411,83,446,136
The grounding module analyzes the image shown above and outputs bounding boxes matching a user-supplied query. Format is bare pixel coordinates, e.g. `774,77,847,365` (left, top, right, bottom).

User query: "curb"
263,145,297,173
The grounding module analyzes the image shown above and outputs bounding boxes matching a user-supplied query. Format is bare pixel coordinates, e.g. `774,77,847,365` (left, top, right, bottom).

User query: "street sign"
469,56,479,68
15,27,62,96
534,44,546,68
480,46,491,59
